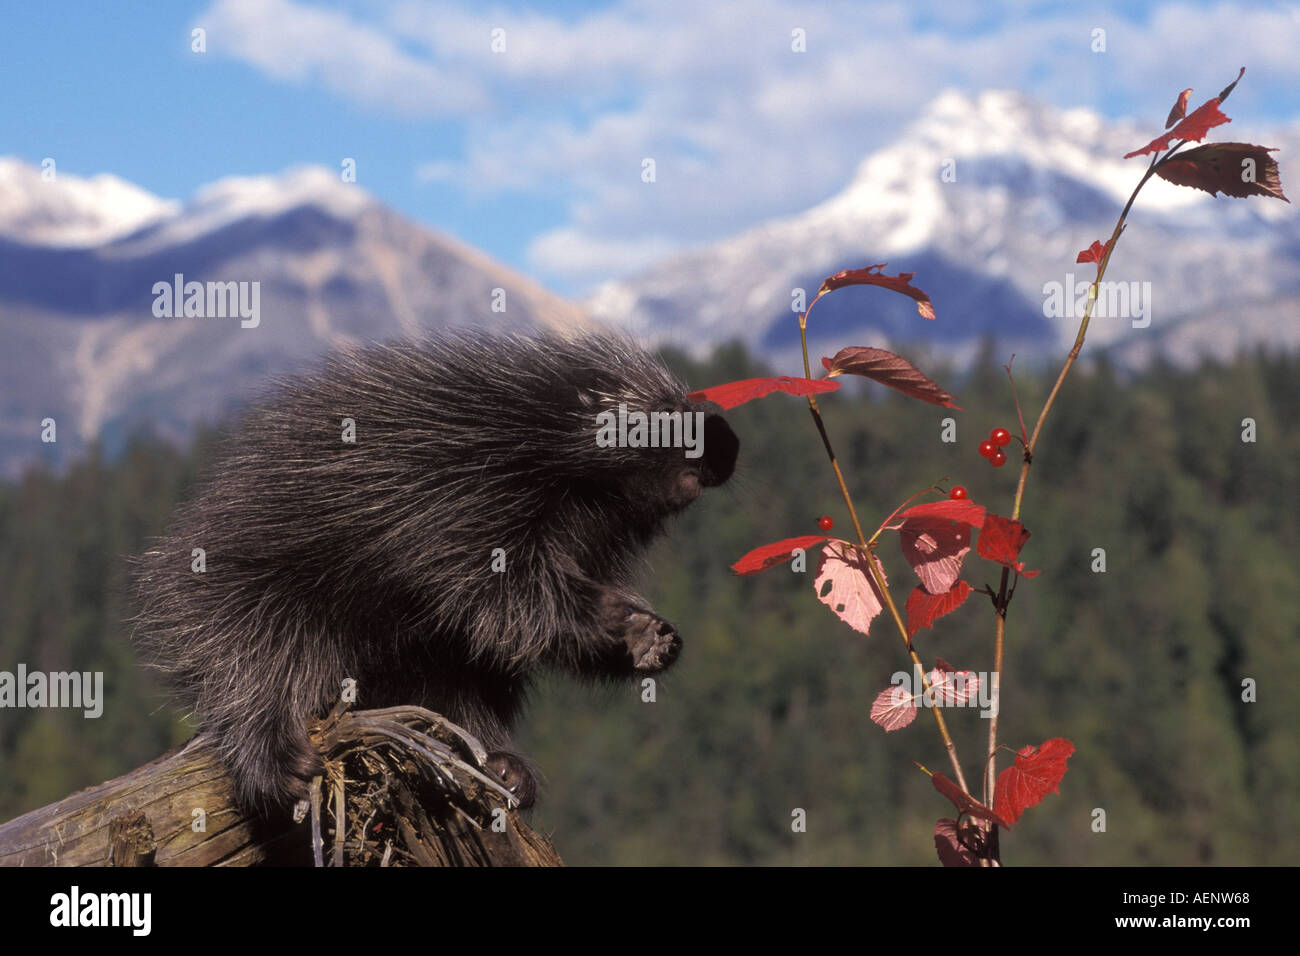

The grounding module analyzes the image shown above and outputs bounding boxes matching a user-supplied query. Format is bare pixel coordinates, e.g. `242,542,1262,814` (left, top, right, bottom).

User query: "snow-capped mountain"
0,158,180,247
589,89,1300,370
0,160,588,476
3,90,1296,478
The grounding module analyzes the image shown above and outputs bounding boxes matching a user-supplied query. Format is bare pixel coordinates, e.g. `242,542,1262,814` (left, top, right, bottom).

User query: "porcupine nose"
698,413,738,487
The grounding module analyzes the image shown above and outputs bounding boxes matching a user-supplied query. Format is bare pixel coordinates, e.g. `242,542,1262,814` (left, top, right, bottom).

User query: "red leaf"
813,539,886,635
1075,239,1112,265
976,514,1040,578
935,818,985,866
869,682,920,731
905,580,973,635
685,376,839,410
870,663,982,730
932,772,1010,828
893,507,982,594
1171,99,1232,144
731,535,827,575
821,347,960,408
1156,143,1289,203
1165,88,1192,128
993,738,1076,825
1217,66,1246,103
896,500,987,528
901,519,970,594
816,264,936,320
928,664,980,706
1124,97,1231,159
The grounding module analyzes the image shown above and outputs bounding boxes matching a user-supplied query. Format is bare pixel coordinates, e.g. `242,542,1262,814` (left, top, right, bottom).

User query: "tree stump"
0,706,561,867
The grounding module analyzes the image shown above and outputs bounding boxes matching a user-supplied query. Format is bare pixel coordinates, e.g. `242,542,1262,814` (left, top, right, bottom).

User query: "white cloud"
196,0,1300,288
526,227,678,288
201,0,486,115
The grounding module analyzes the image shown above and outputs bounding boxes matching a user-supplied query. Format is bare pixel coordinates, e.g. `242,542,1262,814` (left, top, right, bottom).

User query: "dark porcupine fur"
130,330,738,815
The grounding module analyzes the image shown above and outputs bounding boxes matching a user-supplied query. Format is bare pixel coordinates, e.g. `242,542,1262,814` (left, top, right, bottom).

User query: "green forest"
1,343,1297,865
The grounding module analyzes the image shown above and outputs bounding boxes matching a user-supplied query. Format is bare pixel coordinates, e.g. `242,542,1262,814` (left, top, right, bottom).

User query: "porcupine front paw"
621,610,682,671
595,591,682,673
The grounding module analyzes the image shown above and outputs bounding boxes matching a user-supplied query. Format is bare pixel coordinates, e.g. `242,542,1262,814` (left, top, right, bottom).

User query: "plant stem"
800,312,971,795
1011,150,1164,518
983,565,1010,811
983,147,1168,858
863,546,972,796
806,396,869,546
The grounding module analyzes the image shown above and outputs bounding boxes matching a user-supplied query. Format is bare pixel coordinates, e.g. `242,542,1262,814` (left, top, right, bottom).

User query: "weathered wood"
0,706,561,867
107,809,156,866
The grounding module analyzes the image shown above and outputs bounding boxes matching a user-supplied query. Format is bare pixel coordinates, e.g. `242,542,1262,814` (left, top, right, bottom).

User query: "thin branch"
1002,355,1029,447
984,139,1177,864
799,307,971,795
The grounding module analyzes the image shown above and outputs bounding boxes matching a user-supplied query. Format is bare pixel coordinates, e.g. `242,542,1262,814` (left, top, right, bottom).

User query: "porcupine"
130,330,738,814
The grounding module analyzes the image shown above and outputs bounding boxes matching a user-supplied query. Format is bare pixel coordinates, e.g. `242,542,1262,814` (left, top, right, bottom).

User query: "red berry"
949,486,968,500
990,449,1007,467
818,515,833,531
978,440,995,458
990,427,1011,447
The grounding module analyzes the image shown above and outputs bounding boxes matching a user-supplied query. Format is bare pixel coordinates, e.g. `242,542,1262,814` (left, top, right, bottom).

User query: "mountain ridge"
2,87,1295,476
587,88,1299,370
0,159,588,477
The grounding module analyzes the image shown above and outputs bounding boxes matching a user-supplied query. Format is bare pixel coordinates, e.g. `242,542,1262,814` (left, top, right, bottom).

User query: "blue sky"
5,0,1299,296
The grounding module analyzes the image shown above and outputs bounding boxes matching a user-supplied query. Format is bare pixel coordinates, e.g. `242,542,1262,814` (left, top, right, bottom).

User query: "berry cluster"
978,426,1013,467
